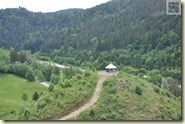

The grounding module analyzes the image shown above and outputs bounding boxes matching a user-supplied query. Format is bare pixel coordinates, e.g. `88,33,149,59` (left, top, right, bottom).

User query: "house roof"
105,63,117,69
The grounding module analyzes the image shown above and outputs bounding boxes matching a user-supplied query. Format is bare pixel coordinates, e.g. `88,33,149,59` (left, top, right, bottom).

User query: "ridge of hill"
75,72,181,120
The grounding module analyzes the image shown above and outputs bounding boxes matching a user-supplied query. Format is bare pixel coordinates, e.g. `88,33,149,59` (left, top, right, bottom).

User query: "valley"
0,0,182,121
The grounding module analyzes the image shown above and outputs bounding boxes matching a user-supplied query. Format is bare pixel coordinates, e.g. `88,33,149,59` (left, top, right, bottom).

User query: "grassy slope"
18,71,99,120
54,72,99,119
75,72,181,120
0,74,47,120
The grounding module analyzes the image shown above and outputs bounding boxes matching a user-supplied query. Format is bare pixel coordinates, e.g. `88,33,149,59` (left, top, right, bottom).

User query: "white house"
105,63,117,73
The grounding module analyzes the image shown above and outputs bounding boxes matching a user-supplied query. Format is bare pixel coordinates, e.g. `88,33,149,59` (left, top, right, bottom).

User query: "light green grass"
0,74,47,119
75,72,181,120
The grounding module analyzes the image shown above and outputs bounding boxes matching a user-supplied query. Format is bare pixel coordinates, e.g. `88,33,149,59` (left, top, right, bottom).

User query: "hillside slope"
0,0,181,99
0,0,181,52
75,72,181,120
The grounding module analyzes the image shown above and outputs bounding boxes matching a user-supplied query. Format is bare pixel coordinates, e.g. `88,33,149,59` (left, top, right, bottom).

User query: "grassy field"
0,74,47,120
75,72,181,120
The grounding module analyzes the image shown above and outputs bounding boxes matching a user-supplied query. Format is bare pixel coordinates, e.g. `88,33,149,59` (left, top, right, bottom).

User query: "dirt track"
60,76,106,120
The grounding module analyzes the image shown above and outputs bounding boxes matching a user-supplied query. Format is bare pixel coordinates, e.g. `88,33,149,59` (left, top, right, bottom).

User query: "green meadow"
0,74,47,120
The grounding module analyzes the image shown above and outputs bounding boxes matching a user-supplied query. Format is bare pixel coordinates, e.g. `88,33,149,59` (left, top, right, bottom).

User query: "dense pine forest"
0,0,182,120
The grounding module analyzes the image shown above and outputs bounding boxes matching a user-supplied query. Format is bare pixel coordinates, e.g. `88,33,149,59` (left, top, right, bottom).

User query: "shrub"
37,71,45,82
48,84,54,92
165,90,171,98
37,100,46,109
153,87,160,94
109,88,116,94
76,74,82,79
64,79,71,87
25,68,35,81
138,68,147,74
82,79,86,84
161,90,166,96
50,74,60,85
22,93,28,101
135,85,142,95
84,71,91,77
11,62,29,78
89,110,95,116
32,92,39,101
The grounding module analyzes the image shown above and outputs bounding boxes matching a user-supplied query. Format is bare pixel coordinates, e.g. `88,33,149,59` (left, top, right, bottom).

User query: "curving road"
60,76,106,120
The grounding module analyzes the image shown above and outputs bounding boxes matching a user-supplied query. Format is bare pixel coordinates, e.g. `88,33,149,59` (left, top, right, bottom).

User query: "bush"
84,71,91,77
37,71,45,82
25,68,35,81
50,74,60,85
135,85,142,95
89,110,95,116
37,100,47,109
82,79,86,84
22,93,28,101
138,68,147,74
76,74,82,79
64,79,72,88
32,92,39,101
153,87,160,94
48,84,54,92
165,90,171,98
10,62,29,78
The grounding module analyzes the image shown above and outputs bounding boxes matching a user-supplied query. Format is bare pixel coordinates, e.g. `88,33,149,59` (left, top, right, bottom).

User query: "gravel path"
60,76,106,120
38,81,49,88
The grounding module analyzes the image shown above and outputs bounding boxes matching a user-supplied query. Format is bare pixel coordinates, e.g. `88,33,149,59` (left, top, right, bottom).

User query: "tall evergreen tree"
10,48,18,63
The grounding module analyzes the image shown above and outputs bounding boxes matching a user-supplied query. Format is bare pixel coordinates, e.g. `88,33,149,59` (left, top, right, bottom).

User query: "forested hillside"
0,0,181,52
0,0,182,120
0,0,181,93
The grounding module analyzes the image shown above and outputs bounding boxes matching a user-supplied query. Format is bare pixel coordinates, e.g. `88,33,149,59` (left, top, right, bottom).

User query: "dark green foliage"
76,74,82,79
48,84,54,92
0,0,181,91
32,92,39,101
0,48,9,73
10,48,18,63
89,110,95,116
6,0,173,52
165,91,171,98
50,74,60,85
10,62,29,78
18,51,27,63
25,68,35,81
135,85,142,95
42,64,53,81
52,66,60,75
62,67,83,79
0,0,181,69
63,79,72,88
36,71,45,82
153,87,160,94
84,71,91,77
22,93,28,101
53,85,64,98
